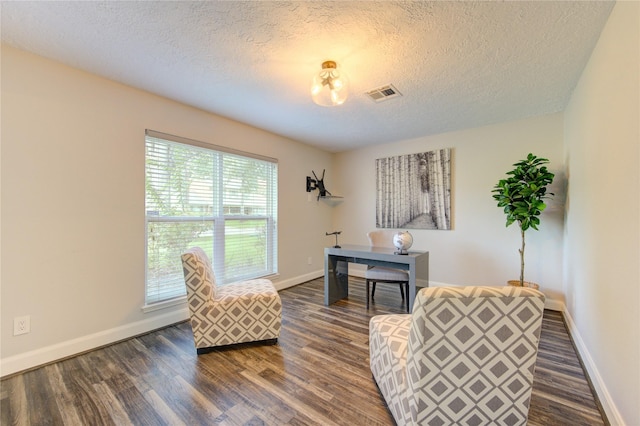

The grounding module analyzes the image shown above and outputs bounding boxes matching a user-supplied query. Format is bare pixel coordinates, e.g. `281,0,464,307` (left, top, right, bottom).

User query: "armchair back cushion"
370,286,545,425
182,247,217,301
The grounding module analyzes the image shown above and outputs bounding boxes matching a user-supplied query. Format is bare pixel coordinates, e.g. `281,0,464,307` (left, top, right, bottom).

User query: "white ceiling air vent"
365,84,402,102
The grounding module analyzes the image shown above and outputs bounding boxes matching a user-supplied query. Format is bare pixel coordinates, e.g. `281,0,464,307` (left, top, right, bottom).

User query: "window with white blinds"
145,130,278,305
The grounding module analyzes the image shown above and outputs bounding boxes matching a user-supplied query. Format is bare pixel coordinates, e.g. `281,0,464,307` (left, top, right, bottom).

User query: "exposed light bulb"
311,61,349,106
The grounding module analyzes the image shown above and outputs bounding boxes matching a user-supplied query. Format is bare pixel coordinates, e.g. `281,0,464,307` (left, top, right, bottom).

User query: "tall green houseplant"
492,153,555,287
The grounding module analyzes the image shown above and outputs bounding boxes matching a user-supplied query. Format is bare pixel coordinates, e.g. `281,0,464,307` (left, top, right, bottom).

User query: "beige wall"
333,113,565,307
2,3,639,421
563,1,640,424
1,45,333,373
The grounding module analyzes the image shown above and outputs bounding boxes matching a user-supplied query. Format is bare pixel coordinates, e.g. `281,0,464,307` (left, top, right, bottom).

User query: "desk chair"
365,230,410,312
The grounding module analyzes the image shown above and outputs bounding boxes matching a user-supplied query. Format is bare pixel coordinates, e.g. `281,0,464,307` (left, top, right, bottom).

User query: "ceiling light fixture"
311,60,349,107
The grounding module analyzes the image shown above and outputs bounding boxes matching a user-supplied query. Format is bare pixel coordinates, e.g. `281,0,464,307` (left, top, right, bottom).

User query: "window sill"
142,296,187,314
141,274,279,314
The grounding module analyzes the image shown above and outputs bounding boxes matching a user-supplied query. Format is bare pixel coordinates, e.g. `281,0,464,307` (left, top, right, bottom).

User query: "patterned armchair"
369,286,545,425
181,247,282,353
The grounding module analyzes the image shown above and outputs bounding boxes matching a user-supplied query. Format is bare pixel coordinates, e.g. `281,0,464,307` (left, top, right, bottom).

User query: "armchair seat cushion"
192,279,281,347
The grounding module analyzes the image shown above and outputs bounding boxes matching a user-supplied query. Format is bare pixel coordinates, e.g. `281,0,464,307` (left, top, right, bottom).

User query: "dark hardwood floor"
1,277,606,425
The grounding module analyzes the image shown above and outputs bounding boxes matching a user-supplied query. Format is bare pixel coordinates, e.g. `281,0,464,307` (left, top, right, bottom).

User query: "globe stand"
394,249,409,255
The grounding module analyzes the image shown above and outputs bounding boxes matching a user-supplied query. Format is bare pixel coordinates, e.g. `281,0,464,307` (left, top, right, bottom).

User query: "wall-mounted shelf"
320,195,344,206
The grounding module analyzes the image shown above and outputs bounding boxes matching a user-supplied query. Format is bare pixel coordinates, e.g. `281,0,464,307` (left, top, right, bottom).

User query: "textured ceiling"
1,1,614,152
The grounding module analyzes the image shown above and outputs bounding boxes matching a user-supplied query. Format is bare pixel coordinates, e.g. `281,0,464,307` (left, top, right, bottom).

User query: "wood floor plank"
141,389,188,426
1,375,29,426
45,364,84,425
91,381,134,425
24,367,65,425
57,358,117,426
1,277,606,425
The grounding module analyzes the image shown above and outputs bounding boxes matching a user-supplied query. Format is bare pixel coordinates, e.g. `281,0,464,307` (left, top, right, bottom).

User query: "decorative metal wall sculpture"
376,149,452,230
306,169,335,201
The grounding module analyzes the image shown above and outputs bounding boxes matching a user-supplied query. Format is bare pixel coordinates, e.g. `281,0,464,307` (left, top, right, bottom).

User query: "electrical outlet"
14,315,30,336
307,257,312,265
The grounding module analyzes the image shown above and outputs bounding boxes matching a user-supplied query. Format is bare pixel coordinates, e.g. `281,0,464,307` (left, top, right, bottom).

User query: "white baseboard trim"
543,298,564,312
0,270,571,380
561,308,624,425
0,307,190,378
273,270,324,291
0,270,325,378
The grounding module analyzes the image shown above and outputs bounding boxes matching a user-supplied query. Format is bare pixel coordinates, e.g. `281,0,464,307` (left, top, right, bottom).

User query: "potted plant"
492,153,555,287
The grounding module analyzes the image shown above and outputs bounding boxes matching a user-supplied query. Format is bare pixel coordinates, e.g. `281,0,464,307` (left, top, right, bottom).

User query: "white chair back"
367,230,397,248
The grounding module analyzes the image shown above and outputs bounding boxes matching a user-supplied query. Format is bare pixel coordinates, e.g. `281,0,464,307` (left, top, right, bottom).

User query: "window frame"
144,130,278,308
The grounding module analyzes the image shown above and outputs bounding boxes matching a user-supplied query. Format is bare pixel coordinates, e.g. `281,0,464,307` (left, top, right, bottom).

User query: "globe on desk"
393,231,413,255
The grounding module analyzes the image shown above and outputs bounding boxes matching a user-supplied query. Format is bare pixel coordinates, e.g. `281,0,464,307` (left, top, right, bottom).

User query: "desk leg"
409,252,430,312
324,254,349,305
408,272,416,312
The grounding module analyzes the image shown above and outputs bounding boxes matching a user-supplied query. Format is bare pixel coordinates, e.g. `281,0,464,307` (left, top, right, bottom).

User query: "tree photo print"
375,149,452,230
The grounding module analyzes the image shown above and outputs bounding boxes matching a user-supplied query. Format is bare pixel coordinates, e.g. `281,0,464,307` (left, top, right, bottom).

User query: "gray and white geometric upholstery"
370,286,545,425
181,247,282,353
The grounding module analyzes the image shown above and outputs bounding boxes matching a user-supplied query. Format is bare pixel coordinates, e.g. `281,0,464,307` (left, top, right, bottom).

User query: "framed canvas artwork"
376,149,452,230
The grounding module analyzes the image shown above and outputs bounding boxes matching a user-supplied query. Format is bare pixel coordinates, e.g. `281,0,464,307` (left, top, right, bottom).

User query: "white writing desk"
324,244,429,312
